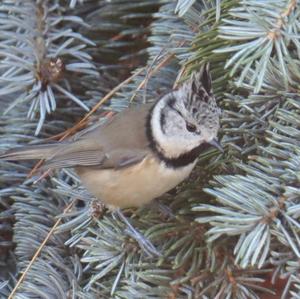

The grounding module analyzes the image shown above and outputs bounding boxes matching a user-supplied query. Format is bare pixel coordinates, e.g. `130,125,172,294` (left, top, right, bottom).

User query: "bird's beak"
208,138,224,153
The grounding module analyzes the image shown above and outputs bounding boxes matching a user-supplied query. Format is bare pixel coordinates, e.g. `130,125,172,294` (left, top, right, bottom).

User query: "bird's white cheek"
184,136,201,151
159,136,198,157
157,138,184,157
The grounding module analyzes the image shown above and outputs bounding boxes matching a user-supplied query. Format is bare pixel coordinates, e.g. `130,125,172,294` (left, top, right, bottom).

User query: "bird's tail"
0,143,58,161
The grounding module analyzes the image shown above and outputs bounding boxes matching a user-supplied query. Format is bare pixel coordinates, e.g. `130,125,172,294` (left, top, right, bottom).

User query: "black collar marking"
146,103,210,169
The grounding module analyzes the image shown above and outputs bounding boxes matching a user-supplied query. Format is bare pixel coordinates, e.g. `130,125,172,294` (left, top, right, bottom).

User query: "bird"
0,64,222,256
0,64,222,209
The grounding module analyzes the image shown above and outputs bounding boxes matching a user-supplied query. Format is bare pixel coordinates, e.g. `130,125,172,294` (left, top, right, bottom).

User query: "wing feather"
0,104,153,170
45,150,106,169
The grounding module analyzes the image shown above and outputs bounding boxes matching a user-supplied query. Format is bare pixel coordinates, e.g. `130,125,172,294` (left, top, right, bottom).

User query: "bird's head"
150,64,222,160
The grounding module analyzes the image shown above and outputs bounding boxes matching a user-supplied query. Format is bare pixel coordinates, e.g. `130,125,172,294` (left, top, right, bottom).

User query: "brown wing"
43,103,154,169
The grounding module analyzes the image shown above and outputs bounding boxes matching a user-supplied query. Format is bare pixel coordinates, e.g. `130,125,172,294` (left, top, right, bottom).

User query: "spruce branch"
0,0,98,135
196,92,300,274
214,0,298,92
182,0,236,97
0,100,76,295
8,199,75,299
115,245,273,299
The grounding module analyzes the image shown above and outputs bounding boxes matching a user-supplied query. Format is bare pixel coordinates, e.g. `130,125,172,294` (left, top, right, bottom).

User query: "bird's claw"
115,209,161,257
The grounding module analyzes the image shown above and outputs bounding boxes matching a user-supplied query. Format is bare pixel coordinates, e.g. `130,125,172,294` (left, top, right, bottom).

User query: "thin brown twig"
129,40,189,103
8,199,76,299
33,168,52,184
42,110,113,143
267,0,297,40
27,159,45,178
142,47,168,103
130,53,175,103
173,66,186,89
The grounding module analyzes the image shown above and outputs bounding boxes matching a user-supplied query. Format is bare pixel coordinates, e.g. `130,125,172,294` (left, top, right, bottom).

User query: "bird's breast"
76,156,196,209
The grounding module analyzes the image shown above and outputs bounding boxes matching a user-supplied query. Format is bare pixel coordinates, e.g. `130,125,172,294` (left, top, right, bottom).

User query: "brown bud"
38,57,65,90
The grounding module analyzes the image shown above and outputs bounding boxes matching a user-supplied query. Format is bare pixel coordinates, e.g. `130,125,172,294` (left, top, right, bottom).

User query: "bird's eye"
186,122,197,132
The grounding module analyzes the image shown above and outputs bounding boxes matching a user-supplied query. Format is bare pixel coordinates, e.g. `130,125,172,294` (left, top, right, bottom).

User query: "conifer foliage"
0,0,299,298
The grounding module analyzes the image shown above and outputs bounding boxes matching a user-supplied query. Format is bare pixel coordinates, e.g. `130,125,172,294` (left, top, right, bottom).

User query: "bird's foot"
151,199,175,220
114,209,161,258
